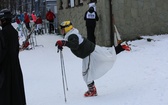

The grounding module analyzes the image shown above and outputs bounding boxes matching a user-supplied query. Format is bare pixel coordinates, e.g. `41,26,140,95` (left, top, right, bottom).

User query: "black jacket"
0,23,26,105
65,34,95,58
84,7,99,27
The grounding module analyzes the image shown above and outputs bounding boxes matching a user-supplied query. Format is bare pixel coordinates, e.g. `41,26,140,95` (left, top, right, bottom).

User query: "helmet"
60,21,73,33
0,9,12,20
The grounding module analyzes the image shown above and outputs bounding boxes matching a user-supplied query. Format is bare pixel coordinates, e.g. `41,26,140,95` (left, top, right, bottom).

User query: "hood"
88,7,94,13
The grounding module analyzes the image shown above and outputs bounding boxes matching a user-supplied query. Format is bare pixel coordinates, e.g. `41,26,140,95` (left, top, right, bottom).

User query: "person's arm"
84,11,87,20
56,34,80,50
95,12,99,21
65,34,80,50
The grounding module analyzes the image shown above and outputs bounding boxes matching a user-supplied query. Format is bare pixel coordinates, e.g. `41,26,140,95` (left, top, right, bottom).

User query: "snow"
13,23,168,105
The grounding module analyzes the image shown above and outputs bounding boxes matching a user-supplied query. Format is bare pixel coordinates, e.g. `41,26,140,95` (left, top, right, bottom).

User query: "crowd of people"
15,9,56,35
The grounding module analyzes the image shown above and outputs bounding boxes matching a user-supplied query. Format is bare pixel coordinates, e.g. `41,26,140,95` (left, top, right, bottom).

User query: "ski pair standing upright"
19,24,36,51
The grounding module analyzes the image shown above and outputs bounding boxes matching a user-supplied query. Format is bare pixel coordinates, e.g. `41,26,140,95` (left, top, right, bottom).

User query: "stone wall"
57,0,168,46
113,0,168,40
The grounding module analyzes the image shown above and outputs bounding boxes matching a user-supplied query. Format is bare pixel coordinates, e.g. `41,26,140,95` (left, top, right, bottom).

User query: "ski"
19,24,36,51
114,24,122,46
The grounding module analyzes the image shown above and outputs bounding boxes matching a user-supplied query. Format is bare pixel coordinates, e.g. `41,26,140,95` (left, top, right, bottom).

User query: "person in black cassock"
0,9,26,105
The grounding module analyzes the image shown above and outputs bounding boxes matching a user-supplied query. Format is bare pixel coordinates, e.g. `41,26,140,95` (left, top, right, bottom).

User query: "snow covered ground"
14,23,168,105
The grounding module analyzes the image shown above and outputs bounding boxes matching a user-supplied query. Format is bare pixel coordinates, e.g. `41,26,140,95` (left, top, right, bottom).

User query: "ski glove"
55,40,66,51
56,40,66,47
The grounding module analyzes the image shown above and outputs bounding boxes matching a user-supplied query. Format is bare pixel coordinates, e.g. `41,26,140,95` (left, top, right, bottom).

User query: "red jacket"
24,13,30,23
31,13,37,22
35,17,42,24
46,11,55,21
16,18,20,24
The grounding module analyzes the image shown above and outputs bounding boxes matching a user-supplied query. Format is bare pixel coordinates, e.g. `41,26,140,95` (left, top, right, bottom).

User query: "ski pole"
58,49,68,102
60,50,68,91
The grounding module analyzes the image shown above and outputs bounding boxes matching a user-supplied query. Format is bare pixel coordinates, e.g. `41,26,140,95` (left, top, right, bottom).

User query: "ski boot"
121,42,131,51
84,82,97,97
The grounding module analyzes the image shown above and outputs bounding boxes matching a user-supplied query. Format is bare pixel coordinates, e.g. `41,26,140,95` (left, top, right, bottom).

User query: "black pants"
86,25,96,44
25,23,31,31
48,21,54,33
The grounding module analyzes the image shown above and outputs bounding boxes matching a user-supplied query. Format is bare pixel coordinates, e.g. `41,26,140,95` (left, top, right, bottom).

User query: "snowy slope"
13,23,168,105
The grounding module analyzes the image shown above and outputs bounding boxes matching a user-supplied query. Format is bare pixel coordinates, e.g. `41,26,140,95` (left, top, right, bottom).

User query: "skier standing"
0,9,26,105
46,9,56,34
24,12,31,32
31,11,37,24
84,7,99,44
35,15,43,35
55,21,131,97
15,15,21,31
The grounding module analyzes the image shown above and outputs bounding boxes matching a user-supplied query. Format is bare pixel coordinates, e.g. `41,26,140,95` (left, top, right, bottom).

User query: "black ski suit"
84,7,99,44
